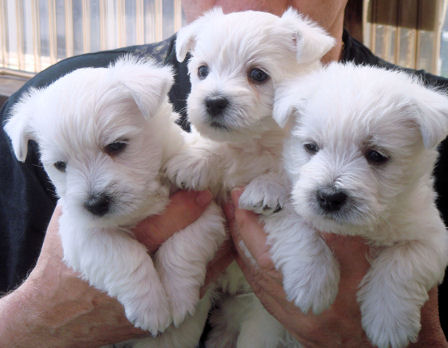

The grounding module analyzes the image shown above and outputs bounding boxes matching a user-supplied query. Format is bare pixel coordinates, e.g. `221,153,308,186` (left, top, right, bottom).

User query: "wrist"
0,209,145,347
0,283,45,347
0,270,142,348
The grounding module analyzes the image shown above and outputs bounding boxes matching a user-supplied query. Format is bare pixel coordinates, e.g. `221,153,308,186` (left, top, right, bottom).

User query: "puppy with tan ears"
166,7,334,348
4,56,226,348
269,63,448,348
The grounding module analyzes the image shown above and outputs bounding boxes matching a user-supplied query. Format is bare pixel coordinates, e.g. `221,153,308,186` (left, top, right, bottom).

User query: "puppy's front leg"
263,208,340,314
114,293,213,348
357,239,447,348
164,133,223,191
155,202,227,327
239,170,290,215
60,216,171,335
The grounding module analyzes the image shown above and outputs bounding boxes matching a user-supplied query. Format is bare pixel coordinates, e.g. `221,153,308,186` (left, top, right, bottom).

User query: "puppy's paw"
283,254,340,314
360,288,421,348
239,174,289,215
362,313,419,348
170,285,199,327
157,266,200,327
164,151,216,190
125,295,172,335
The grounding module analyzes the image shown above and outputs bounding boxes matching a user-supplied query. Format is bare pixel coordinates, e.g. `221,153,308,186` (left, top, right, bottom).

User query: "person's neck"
322,39,343,64
321,15,345,64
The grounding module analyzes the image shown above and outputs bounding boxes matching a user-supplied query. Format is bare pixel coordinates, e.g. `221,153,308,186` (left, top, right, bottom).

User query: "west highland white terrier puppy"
167,7,335,347
170,7,334,209
268,62,448,348
4,56,226,348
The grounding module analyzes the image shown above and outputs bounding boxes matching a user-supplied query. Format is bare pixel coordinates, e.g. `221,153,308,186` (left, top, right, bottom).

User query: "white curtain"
0,0,184,75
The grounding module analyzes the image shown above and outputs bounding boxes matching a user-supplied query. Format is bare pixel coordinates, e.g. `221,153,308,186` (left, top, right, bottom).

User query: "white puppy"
169,7,334,211
269,62,448,348
4,56,226,347
168,7,335,347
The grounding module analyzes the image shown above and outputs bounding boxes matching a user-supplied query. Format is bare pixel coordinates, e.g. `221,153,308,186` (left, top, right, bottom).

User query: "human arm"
0,190,216,348
225,188,448,348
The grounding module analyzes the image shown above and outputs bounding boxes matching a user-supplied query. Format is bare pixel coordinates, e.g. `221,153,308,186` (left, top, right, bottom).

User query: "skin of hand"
0,189,233,348
224,188,448,348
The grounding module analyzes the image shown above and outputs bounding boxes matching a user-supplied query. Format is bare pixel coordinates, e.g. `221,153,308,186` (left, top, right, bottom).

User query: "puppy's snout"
84,193,112,216
205,96,229,116
316,187,347,212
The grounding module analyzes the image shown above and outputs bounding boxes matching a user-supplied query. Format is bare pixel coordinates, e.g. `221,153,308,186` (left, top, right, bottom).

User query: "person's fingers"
232,250,302,338
321,233,370,271
226,188,275,270
224,188,284,297
320,232,371,297
233,249,286,295
134,190,213,252
200,239,235,297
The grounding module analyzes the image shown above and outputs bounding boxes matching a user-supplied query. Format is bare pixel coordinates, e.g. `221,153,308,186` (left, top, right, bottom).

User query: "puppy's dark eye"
198,65,209,80
54,161,67,172
104,141,127,156
304,142,319,155
365,149,389,165
248,68,269,83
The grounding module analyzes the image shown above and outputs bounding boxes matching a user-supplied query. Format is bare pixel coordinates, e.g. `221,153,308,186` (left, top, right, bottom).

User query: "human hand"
0,190,216,348
225,188,447,348
135,190,234,298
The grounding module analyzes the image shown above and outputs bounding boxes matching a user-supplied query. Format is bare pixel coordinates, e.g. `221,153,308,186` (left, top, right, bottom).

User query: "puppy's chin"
62,197,157,229
193,121,251,143
300,212,367,236
187,89,276,143
292,195,377,235
189,111,278,143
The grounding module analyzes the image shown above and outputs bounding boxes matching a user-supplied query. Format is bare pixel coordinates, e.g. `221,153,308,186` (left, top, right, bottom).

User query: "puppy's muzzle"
205,96,229,117
84,193,112,216
316,187,347,213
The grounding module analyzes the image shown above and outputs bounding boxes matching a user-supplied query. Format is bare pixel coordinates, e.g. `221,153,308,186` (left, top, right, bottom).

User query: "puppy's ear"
175,7,224,62
112,56,174,119
4,89,38,162
280,8,335,64
408,85,448,149
273,82,303,129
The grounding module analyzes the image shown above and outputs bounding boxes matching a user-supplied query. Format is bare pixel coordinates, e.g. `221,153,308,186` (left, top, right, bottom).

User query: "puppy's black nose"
316,187,347,212
205,96,229,116
84,193,111,216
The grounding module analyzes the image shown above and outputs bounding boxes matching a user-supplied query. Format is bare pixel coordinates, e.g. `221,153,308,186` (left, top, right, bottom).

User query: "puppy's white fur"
168,8,334,347
270,62,448,348
5,56,226,347
171,7,334,209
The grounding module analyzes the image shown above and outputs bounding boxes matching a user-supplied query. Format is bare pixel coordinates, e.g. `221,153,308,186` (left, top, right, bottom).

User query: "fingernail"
196,190,213,207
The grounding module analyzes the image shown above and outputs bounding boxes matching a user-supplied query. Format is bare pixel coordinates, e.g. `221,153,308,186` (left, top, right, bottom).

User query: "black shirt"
1,30,447,337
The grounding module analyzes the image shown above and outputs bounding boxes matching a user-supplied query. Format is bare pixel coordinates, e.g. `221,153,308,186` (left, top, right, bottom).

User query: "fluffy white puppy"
169,7,335,212
167,7,334,348
269,62,448,348
4,56,226,347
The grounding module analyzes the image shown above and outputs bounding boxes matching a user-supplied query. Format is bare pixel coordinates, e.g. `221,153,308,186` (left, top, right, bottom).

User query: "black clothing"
0,30,447,337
